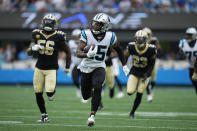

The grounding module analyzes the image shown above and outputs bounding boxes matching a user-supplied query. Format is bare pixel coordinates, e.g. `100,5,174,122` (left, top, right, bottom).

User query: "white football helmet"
41,14,57,32
72,29,81,37
72,29,81,43
135,30,148,48
186,27,197,43
91,13,111,35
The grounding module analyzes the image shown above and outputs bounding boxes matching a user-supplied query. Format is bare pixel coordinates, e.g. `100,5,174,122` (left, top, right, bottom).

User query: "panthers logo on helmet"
91,13,111,35
135,30,148,48
41,14,57,32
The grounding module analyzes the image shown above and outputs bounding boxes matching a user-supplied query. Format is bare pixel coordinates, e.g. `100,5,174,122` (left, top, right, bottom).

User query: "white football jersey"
68,39,82,66
179,39,197,68
78,29,117,73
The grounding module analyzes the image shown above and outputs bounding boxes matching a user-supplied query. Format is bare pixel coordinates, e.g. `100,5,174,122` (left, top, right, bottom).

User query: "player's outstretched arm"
112,42,126,66
61,41,71,68
76,40,88,58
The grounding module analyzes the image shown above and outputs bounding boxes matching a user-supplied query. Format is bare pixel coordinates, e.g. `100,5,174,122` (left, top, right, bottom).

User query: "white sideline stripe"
0,115,197,123
0,121,23,124
1,123,197,130
2,109,197,117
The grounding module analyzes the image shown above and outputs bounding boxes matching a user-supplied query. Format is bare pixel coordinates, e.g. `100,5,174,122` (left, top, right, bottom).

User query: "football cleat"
48,95,54,101
37,114,50,123
87,115,95,127
129,112,135,119
147,94,153,102
81,98,88,103
116,91,124,99
109,88,114,98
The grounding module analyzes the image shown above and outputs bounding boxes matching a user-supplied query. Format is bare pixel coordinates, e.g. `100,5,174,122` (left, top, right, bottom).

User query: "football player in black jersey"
124,30,157,118
27,14,71,122
143,27,161,102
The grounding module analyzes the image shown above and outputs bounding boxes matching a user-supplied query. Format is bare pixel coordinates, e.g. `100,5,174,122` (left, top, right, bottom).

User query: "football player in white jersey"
68,29,88,103
179,27,197,94
76,13,129,127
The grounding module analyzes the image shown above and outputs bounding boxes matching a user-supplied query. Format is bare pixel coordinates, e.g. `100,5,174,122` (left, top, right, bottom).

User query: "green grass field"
0,85,196,131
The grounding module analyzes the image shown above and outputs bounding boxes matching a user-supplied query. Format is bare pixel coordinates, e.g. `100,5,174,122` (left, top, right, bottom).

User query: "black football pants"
81,67,105,111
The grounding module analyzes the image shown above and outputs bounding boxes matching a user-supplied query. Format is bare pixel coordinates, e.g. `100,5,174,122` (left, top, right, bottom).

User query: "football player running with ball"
179,27,197,94
76,13,128,127
27,14,71,122
124,30,157,118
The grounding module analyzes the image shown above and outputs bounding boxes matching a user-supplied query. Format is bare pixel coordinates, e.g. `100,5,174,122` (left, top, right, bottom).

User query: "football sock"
115,76,123,91
35,93,47,114
46,90,56,97
146,83,151,95
131,92,143,114
151,81,155,90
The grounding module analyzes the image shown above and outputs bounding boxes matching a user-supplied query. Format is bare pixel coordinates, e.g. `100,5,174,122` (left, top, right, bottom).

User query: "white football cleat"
87,115,95,127
116,92,124,99
48,95,54,101
81,98,88,103
37,114,50,123
147,94,153,102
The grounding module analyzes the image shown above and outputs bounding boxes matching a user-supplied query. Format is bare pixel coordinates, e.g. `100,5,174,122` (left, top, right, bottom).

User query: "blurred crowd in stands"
0,40,183,69
0,0,197,13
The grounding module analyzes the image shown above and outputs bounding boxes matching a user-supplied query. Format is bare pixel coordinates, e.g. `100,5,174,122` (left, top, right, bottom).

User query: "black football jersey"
128,42,156,77
32,29,66,70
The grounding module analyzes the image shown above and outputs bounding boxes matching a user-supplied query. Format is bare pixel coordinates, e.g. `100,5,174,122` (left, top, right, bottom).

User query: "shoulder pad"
32,29,40,33
148,44,156,48
128,42,135,45
57,30,65,36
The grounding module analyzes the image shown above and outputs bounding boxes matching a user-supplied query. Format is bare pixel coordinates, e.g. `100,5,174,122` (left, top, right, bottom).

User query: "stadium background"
0,1,197,131
0,0,197,85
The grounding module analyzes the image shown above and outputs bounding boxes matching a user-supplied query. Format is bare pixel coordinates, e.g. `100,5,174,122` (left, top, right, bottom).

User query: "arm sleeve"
145,48,157,77
179,39,184,49
114,43,126,66
110,32,117,46
80,30,87,43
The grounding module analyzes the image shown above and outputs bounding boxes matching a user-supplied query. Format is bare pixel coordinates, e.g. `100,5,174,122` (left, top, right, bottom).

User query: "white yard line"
0,123,196,130
1,109,197,117
0,121,23,124
0,115,197,123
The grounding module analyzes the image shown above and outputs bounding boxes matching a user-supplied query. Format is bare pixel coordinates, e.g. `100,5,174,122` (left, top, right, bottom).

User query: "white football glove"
32,44,42,51
192,72,197,81
87,46,98,58
123,65,130,76
63,67,70,74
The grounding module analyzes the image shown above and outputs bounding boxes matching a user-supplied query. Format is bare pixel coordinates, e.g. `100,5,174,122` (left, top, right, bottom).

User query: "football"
83,45,95,53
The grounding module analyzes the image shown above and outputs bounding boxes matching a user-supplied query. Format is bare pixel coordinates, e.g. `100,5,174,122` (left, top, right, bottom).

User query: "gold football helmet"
134,30,148,48
41,14,57,32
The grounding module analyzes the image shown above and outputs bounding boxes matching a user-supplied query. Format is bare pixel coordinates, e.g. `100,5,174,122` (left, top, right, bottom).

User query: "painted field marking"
0,123,196,131
0,121,23,124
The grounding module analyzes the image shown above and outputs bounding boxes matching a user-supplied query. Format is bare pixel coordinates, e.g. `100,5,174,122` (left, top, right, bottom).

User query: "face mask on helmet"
41,14,57,32
91,21,105,35
135,36,147,48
